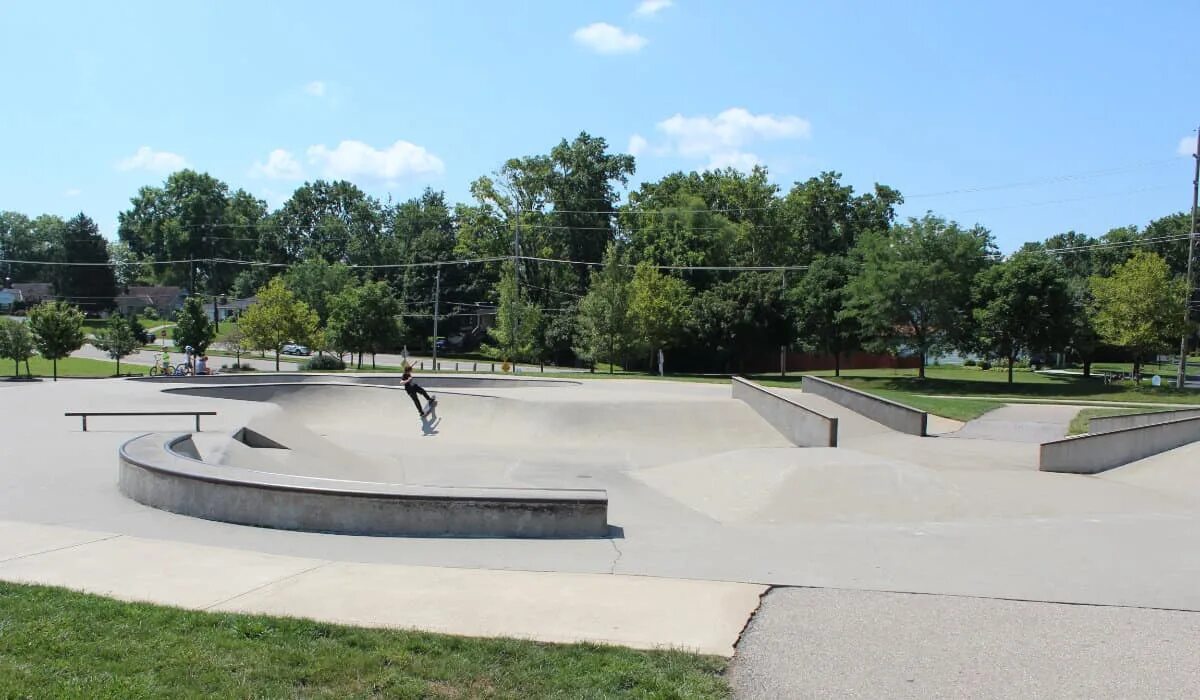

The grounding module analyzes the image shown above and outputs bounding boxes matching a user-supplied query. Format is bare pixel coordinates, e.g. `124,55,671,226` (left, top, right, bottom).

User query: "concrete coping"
122,433,607,505
1039,414,1200,474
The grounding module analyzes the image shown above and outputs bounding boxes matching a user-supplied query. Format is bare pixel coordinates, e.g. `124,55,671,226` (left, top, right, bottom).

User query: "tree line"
2,132,1196,377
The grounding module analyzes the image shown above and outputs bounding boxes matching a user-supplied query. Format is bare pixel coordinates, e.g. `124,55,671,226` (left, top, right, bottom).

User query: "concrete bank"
732,376,837,446
120,433,610,538
1040,416,1200,474
801,375,927,436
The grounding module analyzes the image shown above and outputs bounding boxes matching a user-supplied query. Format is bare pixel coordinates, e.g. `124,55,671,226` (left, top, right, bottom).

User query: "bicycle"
149,357,170,377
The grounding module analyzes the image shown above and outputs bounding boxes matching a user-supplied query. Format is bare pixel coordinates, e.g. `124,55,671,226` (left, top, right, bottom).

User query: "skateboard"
421,395,438,417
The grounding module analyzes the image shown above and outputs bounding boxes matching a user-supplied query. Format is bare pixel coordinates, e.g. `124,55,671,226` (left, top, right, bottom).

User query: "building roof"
12,282,52,299
115,286,184,307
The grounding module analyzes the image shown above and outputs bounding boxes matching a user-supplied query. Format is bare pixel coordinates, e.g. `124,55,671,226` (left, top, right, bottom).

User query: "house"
114,286,187,318
215,296,256,321
0,288,22,312
11,282,52,307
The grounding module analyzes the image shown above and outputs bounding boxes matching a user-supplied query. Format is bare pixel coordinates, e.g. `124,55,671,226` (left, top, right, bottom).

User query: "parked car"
281,344,311,356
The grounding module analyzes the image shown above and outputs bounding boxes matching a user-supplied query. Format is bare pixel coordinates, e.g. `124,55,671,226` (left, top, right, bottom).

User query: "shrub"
964,359,977,367
1014,359,1030,369
141,307,159,320
303,354,346,371
979,360,992,371
220,363,257,372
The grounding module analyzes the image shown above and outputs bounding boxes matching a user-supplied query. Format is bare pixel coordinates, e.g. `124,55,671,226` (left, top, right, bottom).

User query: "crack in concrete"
607,538,623,574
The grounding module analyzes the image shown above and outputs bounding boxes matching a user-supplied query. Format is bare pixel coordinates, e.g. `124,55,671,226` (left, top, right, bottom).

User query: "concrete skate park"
3,372,1200,696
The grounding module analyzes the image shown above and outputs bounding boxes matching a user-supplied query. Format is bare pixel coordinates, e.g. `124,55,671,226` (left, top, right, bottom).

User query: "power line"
907,157,1185,198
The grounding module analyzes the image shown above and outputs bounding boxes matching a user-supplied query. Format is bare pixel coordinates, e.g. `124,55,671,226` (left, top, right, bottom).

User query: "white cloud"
115,146,188,173
706,151,762,171
572,22,647,54
64,188,81,197
1179,135,1196,156
251,149,304,180
306,139,445,180
643,107,811,170
628,134,648,157
304,80,326,97
634,0,673,17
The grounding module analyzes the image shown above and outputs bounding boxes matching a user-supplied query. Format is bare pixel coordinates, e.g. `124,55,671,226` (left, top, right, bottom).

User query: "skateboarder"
400,365,436,416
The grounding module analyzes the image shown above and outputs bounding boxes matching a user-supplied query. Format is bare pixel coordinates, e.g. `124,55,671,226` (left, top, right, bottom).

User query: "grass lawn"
7,355,143,379
788,366,1200,408
1066,405,1187,435
0,582,729,699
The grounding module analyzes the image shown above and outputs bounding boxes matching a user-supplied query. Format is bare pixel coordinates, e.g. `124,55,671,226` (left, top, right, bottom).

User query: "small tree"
484,262,542,364
27,300,86,381
239,277,320,370
574,243,634,373
0,318,35,378
972,251,1073,384
173,296,216,359
792,255,860,377
1090,251,1187,381
327,281,405,369
628,262,692,372
91,313,140,376
215,324,249,367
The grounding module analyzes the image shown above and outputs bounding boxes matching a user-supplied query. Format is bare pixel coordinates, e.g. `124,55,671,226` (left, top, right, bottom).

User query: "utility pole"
511,208,521,366
432,263,441,370
1178,127,1199,390
780,269,787,377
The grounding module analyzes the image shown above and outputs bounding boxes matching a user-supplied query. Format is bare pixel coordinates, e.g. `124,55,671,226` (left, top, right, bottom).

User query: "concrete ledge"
1089,408,1200,434
801,375,927,436
119,433,609,538
1040,416,1200,474
731,376,837,447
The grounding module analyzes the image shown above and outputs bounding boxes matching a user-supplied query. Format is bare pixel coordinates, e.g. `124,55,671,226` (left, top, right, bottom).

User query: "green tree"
117,170,264,291
263,180,383,266
0,212,63,283
27,300,85,381
53,214,116,314
240,277,320,370
792,255,860,376
91,313,140,376
484,262,542,363
972,251,1073,383
1090,251,1187,381
689,273,791,374
846,214,995,378
284,259,356,324
0,318,35,377
172,296,216,356
327,281,405,369
628,262,692,372
574,243,634,372
215,323,248,367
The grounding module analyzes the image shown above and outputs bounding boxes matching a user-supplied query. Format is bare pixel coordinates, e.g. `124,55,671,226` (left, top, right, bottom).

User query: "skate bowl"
119,377,796,538
118,432,608,538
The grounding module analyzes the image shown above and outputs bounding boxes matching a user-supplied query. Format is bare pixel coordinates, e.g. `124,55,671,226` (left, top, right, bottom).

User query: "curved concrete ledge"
732,376,837,447
1040,416,1200,474
129,373,579,389
119,433,609,538
801,375,927,436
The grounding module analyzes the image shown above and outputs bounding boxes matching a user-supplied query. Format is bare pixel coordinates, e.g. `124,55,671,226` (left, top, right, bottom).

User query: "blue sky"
1,0,1196,253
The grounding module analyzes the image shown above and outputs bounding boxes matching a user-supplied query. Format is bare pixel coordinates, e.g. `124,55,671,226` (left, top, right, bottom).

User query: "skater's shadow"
421,407,441,436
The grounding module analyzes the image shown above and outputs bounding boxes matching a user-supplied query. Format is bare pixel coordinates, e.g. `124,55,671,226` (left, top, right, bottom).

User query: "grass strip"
0,581,729,699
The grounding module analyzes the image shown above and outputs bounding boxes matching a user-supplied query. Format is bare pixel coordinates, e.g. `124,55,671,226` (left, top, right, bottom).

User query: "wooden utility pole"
432,263,441,370
1177,127,1199,389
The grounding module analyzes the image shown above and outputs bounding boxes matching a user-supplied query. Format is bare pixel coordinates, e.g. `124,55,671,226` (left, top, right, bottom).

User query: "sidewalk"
0,520,762,657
